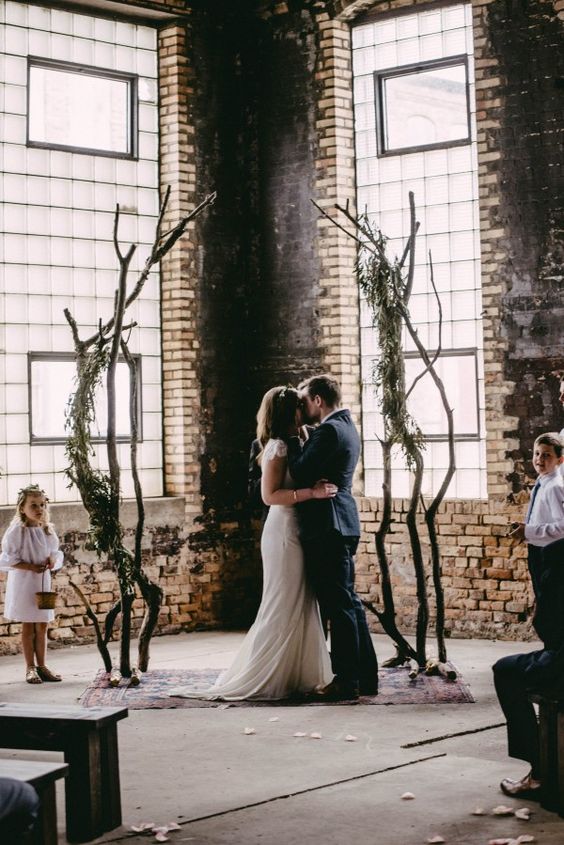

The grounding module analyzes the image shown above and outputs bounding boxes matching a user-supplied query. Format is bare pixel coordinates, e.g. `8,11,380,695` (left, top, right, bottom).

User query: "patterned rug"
79,666,474,709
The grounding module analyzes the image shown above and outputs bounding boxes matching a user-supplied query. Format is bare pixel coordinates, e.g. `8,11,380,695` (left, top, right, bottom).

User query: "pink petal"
165,823,181,831
514,808,531,820
516,836,536,843
243,727,256,735
471,808,485,815
401,792,415,800
491,805,514,815
427,836,445,843
268,717,279,722
293,732,307,737
344,734,357,742
310,732,322,739
154,834,170,843
131,822,155,832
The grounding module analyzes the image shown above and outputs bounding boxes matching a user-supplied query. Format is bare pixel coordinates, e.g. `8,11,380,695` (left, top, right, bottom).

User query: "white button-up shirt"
524,468,564,547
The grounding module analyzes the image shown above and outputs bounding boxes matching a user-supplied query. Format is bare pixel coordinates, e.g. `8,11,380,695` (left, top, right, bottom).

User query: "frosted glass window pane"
138,26,157,51
4,144,26,172
420,11,442,35
50,180,72,206
136,50,157,78
363,440,383,468
442,6,466,30
374,20,396,44
451,290,476,320
373,43,397,71
451,260,478,290
72,156,95,181
352,46,374,76
397,15,418,39
4,114,26,144
450,230,475,260
28,61,135,156
426,233,450,263
404,352,479,436
397,38,420,66
447,145,473,172
3,204,27,234
451,320,477,346
426,204,449,234
30,357,138,440
5,83,26,114
448,201,473,232
420,34,443,60
443,28,466,56
424,149,449,177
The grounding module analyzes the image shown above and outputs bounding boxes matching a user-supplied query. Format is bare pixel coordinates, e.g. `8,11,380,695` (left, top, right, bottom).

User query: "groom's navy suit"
287,409,378,694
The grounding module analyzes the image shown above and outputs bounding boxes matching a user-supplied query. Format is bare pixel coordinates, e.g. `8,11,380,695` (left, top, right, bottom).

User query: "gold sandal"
26,666,42,684
36,665,62,682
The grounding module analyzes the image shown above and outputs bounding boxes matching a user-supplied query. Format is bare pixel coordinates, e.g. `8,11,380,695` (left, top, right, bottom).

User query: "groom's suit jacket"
287,409,361,541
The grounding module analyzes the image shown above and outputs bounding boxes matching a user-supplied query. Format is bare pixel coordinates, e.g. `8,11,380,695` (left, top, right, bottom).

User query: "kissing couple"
171,374,379,702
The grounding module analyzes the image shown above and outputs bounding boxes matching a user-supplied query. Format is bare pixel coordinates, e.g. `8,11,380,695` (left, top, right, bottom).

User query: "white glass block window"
28,58,138,158
353,3,485,499
29,353,142,442
375,56,470,156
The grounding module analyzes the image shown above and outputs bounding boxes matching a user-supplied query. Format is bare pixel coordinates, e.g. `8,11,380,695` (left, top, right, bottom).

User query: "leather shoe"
360,683,378,696
500,771,542,800
306,678,360,702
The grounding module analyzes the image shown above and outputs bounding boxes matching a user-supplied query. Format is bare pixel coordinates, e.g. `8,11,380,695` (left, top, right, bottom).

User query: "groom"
287,374,379,700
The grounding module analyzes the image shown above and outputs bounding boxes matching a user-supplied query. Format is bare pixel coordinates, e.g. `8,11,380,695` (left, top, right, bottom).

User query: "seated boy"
493,432,564,799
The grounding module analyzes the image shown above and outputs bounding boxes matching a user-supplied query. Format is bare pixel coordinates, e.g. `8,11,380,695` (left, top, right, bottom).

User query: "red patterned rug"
79,666,474,709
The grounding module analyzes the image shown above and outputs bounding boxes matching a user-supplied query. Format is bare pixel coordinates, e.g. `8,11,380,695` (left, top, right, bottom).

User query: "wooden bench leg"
100,723,122,832
64,730,104,843
556,711,564,817
538,699,559,812
31,781,58,845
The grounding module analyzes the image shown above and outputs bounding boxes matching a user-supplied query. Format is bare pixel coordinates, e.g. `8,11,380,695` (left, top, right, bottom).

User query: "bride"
171,386,335,700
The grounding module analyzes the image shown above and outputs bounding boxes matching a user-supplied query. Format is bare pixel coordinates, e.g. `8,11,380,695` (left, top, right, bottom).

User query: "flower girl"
1,485,64,683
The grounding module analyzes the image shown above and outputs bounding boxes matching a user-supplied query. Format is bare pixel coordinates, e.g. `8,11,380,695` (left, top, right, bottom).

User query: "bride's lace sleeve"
263,438,288,463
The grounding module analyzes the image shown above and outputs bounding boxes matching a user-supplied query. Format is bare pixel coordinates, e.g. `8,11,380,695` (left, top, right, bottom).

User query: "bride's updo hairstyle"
255,386,299,463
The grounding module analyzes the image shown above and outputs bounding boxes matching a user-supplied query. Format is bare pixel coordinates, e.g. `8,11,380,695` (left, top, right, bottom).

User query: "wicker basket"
36,569,57,610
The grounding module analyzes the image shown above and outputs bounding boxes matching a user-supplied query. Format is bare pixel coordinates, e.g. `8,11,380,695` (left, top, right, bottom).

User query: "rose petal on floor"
310,732,322,739
471,808,485,815
426,835,445,843
516,835,535,843
243,727,256,735
344,734,357,741
401,792,415,800
491,805,514,815
514,808,531,820
131,822,155,832
268,717,279,722
293,731,307,737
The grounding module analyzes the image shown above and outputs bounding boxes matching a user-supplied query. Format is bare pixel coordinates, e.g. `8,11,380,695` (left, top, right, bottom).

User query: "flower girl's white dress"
171,439,333,700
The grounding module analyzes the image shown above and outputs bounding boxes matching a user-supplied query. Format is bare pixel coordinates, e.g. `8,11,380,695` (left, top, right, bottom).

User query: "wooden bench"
0,703,128,843
0,758,68,845
529,690,564,815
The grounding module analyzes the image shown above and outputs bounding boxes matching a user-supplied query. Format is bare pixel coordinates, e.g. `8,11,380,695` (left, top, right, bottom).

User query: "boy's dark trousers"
0,778,39,843
493,539,564,776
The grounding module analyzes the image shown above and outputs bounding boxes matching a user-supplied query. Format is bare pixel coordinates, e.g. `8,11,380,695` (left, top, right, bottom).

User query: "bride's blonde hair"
255,386,299,464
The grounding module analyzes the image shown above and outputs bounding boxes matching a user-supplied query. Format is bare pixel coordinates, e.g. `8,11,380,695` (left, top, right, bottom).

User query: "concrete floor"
1,631,564,844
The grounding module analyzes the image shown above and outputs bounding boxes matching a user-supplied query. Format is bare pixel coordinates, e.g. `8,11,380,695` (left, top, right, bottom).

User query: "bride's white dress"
170,439,333,700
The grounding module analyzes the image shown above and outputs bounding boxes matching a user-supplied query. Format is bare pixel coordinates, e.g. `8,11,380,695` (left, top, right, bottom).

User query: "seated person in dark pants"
0,777,39,843
493,432,564,799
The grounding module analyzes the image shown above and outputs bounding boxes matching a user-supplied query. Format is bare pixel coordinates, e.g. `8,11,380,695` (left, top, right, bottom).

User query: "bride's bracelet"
293,489,298,503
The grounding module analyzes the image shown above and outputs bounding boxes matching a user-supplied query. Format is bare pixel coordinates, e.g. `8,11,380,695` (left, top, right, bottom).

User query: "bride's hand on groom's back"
312,480,338,499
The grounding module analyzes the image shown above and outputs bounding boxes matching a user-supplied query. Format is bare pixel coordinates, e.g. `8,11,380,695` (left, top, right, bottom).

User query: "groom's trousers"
302,531,378,693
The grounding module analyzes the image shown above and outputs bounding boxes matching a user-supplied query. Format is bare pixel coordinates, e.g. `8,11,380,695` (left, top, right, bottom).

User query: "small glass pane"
28,61,135,156
30,356,138,440
404,352,479,436
379,61,469,154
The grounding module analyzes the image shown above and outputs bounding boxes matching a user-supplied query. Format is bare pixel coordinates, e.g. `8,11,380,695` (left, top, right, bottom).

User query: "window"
27,58,138,158
374,57,470,156
404,349,479,439
29,353,142,443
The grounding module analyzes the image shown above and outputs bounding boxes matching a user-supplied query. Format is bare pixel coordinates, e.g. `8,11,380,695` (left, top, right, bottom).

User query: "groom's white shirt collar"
320,407,348,424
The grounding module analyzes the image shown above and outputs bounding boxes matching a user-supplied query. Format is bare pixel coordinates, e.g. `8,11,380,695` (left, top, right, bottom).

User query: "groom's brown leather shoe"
306,678,360,702
500,771,542,801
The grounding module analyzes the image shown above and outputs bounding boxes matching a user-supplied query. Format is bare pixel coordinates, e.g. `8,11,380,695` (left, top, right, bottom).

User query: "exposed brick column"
313,12,362,423
158,21,202,520
470,0,518,499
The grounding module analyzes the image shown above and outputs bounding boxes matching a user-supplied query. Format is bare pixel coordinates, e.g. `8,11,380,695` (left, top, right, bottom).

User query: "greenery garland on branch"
64,188,216,678
312,192,455,672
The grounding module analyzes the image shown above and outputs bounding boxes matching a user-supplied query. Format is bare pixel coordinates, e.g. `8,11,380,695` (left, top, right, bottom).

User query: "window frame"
28,351,143,445
26,56,139,160
403,347,480,441
373,55,471,158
